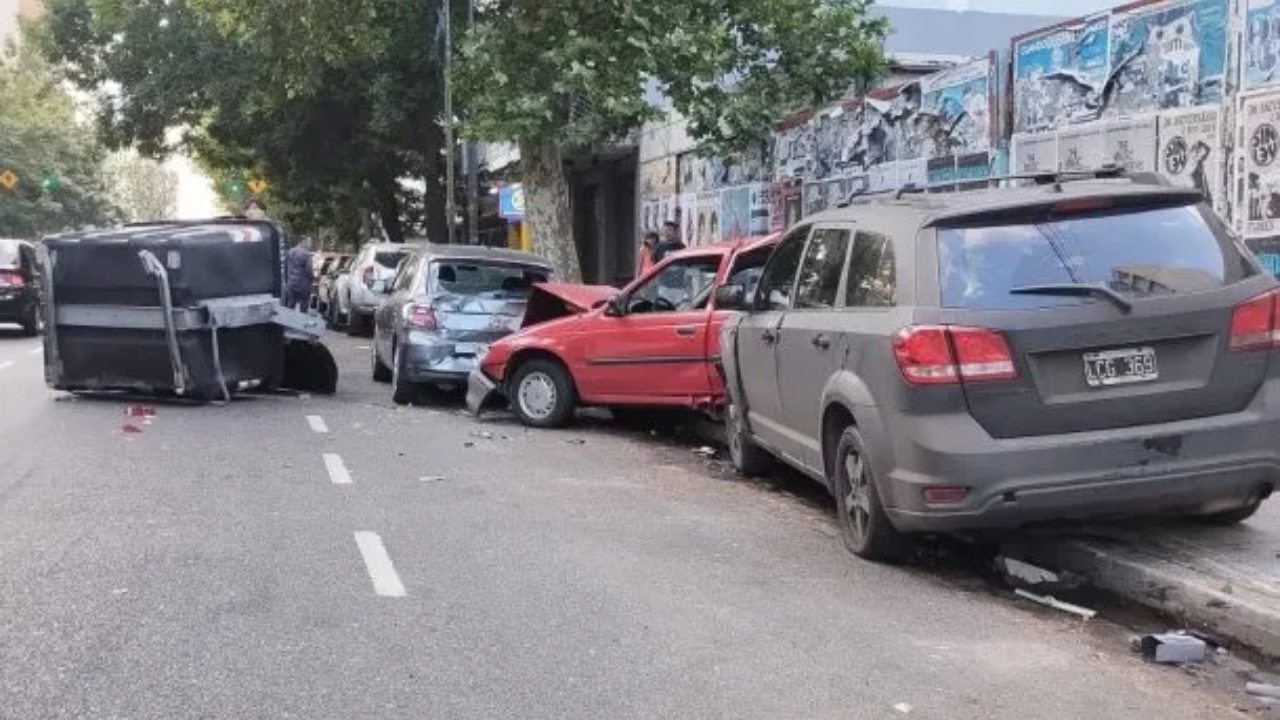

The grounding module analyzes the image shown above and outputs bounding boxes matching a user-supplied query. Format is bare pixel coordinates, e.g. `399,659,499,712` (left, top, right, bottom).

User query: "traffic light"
228,180,244,195
40,173,59,192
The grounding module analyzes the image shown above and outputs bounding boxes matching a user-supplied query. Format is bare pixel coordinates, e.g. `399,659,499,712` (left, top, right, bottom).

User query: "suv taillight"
1229,290,1280,351
362,265,375,287
892,325,1017,386
405,304,437,330
0,271,23,288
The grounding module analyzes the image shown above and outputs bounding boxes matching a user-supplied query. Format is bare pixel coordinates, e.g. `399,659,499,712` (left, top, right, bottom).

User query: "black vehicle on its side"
0,239,41,336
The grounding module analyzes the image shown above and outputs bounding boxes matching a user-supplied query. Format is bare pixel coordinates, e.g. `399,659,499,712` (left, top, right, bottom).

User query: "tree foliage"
454,0,887,279
38,0,460,246
0,39,119,238
103,152,178,222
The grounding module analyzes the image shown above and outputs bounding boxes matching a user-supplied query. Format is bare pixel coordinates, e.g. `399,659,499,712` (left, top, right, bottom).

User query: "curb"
1051,538,1280,660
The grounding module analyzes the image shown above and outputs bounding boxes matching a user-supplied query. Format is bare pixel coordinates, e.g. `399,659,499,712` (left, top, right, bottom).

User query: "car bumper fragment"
466,367,504,416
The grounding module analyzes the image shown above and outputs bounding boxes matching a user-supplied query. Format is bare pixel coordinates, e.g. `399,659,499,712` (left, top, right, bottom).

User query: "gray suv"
718,170,1280,562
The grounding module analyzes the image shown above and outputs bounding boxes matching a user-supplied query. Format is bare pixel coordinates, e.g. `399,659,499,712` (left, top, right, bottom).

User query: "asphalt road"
0,329,1259,719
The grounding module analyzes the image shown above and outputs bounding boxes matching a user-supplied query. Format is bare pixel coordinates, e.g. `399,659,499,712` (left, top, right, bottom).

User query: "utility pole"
463,0,480,245
442,0,457,245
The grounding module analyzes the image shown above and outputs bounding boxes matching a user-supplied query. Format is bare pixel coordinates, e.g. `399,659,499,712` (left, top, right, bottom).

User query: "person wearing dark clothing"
651,221,686,264
283,236,315,312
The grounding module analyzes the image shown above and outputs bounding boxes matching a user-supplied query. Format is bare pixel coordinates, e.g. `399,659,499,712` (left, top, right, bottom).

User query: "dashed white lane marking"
323,453,353,485
0,361,13,371
353,531,406,597
306,415,329,434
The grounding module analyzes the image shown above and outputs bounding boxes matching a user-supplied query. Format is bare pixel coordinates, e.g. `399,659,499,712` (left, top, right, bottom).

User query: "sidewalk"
1029,503,1280,658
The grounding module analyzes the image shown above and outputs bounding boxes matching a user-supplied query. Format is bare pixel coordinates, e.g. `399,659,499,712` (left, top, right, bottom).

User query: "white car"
340,242,412,336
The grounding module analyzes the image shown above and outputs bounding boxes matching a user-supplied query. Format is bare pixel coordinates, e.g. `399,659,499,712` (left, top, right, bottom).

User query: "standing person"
283,236,315,313
651,221,686,264
245,197,268,221
638,231,658,275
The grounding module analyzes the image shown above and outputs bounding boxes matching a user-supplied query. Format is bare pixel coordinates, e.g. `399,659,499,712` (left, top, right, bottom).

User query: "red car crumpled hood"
522,282,618,328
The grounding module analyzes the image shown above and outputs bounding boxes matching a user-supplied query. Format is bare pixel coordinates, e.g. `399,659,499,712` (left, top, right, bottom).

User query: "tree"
103,152,179,222
0,38,119,238
38,0,455,246
454,0,886,281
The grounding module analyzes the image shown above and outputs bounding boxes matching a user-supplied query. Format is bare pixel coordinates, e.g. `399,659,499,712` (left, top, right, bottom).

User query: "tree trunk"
373,180,404,243
519,138,581,282
422,116,450,243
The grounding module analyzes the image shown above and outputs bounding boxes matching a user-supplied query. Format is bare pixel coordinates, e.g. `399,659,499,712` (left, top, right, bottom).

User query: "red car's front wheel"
510,359,577,429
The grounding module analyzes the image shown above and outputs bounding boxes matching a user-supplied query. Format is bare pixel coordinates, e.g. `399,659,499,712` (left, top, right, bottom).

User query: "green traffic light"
229,181,244,194
40,174,59,191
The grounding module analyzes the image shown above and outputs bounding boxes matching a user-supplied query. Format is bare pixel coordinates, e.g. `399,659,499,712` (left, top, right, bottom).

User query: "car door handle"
761,330,778,345
675,326,697,337
812,334,830,350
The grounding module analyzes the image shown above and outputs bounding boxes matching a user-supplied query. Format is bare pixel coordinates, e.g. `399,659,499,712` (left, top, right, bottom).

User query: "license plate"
1083,347,1158,387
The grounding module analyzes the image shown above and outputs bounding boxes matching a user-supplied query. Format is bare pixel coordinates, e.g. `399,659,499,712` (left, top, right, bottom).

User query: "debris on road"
463,441,476,448
469,431,495,440
892,703,913,714
995,556,1084,594
566,438,586,445
419,476,446,483
1135,633,1209,664
1247,682,1280,700
124,404,156,419
693,446,717,458
1013,589,1097,620
121,424,143,435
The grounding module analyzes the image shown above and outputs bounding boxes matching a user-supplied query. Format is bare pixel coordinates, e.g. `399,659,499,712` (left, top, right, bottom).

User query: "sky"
880,0,1117,16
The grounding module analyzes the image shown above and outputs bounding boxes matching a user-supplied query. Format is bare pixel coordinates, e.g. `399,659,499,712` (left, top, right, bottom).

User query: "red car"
466,234,779,427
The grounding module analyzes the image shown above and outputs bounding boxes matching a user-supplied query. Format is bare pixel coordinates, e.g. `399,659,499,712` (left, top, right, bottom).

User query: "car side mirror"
714,283,747,310
604,297,625,317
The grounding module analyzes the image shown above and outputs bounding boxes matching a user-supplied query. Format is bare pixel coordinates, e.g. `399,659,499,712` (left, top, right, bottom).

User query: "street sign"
248,179,269,195
498,184,524,219
0,170,17,191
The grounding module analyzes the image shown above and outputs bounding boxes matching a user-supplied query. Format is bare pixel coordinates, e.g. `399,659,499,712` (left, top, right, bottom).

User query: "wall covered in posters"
1245,0,1280,91
1241,91,1280,238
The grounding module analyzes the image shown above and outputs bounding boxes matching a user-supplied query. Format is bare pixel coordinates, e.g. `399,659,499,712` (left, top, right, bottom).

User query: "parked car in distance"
315,253,353,318
0,239,42,335
467,234,779,428
372,244,552,405
719,168,1280,563
341,242,413,336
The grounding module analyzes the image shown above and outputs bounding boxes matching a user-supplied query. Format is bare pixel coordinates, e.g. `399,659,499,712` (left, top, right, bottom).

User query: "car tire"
371,345,392,383
725,399,771,477
346,313,369,337
1195,499,1263,525
510,358,577,428
831,426,912,563
391,345,417,406
20,305,41,337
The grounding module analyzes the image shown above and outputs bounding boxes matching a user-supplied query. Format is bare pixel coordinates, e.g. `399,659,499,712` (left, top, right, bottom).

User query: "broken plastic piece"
124,404,156,418
1138,633,1208,664
996,556,1084,594
1247,682,1280,700
121,424,143,434
693,446,717,457
1014,589,1096,620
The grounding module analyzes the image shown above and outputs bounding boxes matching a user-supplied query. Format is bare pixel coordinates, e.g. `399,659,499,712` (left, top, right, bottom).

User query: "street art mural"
638,157,677,233
1246,0,1280,91
768,180,803,233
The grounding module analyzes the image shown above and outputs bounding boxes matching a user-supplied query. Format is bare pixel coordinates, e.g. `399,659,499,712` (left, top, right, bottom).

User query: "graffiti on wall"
638,157,678,233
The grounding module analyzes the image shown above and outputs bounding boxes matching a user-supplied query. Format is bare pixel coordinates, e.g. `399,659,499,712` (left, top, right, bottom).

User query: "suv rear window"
937,204,1257,310
375,250,408,269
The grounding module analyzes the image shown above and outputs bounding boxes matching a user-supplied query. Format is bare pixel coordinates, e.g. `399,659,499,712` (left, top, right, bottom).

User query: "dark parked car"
719,169,1280,562
372,243,552,405
0,239,41,335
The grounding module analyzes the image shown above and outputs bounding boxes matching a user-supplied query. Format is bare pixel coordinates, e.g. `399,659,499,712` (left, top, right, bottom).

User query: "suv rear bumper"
878,384,1280,533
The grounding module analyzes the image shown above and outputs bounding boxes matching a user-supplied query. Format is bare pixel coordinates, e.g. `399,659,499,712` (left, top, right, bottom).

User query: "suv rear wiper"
1009,283,1133,314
